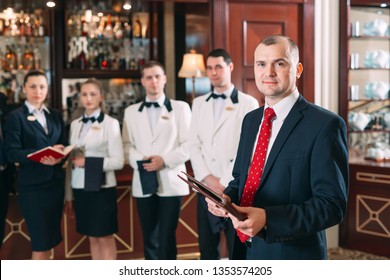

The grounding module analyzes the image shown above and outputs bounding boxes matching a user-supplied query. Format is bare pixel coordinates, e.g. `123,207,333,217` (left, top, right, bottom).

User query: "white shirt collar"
25,101,50,114
265,89,299,121
146,94,166,107
84,109,101,118
214,84,234,98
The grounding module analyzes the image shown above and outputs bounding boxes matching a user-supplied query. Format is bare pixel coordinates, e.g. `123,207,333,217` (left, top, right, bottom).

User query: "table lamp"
178,49,206,102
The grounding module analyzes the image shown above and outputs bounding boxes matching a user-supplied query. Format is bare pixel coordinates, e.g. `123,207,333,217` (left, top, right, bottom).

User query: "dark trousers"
0,169,8,247
197,193,234,260
135,194,183,260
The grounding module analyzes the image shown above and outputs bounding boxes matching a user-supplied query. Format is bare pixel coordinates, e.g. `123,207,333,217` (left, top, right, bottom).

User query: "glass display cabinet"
61,0,150,123
347,5,390,161
339,0,390,258
0,7,52,107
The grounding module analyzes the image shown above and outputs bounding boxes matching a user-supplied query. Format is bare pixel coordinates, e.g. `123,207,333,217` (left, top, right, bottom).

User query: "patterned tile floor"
328,247,389,260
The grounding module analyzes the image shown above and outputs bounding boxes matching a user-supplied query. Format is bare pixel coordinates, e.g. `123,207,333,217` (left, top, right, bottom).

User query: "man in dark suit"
206,35,348,260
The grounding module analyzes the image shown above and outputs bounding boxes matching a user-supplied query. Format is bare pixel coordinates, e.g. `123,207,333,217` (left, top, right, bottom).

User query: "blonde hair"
70,78,107,121
80,78,107,112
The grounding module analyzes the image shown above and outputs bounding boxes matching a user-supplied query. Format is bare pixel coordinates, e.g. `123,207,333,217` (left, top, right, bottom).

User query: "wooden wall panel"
227,2,299,103
212,0,314,103
341,163,390,258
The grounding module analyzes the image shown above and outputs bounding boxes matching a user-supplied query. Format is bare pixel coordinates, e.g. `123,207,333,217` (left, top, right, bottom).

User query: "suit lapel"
23,105,47,136
241,108,263,193
202,97,215,137
72,119,83,144
260,97,307,188
44,110,53,136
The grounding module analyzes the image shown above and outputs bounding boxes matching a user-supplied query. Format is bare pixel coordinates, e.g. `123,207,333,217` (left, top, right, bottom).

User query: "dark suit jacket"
4,104,67,187
224,96,349,260
0,123,6,247
0,130,5,166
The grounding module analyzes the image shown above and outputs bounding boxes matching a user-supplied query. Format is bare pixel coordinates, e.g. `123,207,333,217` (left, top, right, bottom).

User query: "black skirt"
18,178,64,251
73,187,118,237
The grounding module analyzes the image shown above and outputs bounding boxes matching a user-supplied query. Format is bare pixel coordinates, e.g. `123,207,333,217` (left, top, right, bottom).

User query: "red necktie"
237,107,276,242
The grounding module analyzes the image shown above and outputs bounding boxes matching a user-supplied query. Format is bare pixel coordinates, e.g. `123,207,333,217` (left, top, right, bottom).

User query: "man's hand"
52,144,65,151
203,174,225,194
205,195,231,218
72,157,85,168
228,204,266,238
143,155,165,171
40,155,62,165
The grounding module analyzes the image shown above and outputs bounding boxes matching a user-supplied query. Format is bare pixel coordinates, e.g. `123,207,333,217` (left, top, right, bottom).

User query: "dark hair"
23,70,48,86
141,60,166,77
207,48,232,65
260,35,300,64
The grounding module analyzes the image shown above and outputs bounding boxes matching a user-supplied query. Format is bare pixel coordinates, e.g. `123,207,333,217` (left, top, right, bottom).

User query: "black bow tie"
144,102,160,108
206,93,227,101
81,116,96,123
80,112,104,124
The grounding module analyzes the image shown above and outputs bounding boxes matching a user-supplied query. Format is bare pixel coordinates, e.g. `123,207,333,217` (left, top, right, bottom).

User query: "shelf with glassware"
0,8,52,105
0,36,52,104
347,84,390,162
62,77,144,125
347,6,389,163
63,9,149,79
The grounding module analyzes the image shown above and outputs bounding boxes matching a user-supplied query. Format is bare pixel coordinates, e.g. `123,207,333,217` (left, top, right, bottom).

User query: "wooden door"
212,0,315,105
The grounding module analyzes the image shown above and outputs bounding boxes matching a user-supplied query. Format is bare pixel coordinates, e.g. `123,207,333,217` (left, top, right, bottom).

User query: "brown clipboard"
178,171,246,221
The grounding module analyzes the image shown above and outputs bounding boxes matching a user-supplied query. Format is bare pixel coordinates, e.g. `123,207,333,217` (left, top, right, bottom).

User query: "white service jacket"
122,99,191,198
65,114,124,201
189,90,258,187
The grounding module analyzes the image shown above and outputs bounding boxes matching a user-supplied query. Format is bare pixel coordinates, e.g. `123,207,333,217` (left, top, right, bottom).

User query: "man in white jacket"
122,61,191,260
189,49,258,259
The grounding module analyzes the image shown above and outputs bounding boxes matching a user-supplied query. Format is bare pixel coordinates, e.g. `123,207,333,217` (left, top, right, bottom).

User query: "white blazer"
189,89,258,187
122,98,191,198
65,114,124,201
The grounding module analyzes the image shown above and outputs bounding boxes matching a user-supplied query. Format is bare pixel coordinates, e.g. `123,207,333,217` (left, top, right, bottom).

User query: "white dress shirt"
145,95,165,131
79,109,101,143
253,89,300,164
213,86,234,122
25,101,49,134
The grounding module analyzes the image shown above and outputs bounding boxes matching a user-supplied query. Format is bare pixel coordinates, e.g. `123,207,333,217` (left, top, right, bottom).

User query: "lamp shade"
178,50,206,78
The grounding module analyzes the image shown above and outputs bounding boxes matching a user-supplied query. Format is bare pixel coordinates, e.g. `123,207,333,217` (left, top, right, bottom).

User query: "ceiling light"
46,1,56,8
123,3,132,10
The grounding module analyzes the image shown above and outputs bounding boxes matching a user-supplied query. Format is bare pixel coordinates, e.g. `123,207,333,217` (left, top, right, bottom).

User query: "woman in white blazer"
65,78,124,260
122,61,191,260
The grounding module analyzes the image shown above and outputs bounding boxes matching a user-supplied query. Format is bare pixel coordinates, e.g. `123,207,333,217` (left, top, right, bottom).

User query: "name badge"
161,116,169,120
225,106,234,111
27,115,37,121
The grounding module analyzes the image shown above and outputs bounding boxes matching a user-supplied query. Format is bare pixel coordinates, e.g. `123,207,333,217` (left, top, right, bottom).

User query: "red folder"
27,144,75,163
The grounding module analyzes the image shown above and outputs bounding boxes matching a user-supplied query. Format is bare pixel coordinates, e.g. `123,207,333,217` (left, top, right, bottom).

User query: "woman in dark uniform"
4,70,67,259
